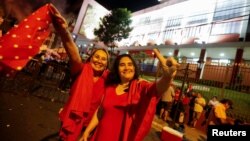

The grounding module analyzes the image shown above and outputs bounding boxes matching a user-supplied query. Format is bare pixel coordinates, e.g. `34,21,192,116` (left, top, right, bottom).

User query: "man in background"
160,84,175,121
209,98,234,125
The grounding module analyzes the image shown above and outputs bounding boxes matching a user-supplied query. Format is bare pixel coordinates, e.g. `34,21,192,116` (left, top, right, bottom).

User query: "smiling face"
118,57,135,84
90,50,108,73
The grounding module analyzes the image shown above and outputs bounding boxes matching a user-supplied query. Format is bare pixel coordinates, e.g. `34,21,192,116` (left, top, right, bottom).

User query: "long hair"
106,54,139,86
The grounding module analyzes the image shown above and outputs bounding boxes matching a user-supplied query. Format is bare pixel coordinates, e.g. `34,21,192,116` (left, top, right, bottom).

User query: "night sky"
95,0,160,12
1,0,160,19
0,0,160,27
66,0,160,14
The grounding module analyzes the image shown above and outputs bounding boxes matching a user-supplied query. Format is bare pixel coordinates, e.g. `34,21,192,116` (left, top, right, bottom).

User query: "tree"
94,8,133,53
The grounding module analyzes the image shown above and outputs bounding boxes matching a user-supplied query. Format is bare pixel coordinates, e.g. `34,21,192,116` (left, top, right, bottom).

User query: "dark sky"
0,0,159,32
1,0,160,23
66,0,160,15
95,0,160,12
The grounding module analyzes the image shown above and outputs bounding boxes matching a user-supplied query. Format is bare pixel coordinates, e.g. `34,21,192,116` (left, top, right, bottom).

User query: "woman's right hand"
79,131,90,141
49,4,68,33
49,3,82,75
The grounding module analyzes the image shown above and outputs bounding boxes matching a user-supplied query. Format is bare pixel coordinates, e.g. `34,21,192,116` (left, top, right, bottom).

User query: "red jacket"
123,80,161,141
59,63,107,141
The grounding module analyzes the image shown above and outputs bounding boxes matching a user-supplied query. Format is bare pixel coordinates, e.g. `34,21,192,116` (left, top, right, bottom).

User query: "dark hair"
106,54,139,86
220,98,233,109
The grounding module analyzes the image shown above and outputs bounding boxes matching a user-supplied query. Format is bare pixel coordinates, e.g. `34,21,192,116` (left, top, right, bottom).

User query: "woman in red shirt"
80,49,179,141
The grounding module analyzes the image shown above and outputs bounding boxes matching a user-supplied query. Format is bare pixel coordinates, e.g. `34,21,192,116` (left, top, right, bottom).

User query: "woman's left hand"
153,49,179,79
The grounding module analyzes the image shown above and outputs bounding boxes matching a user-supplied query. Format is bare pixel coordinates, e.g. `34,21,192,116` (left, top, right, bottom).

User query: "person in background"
185,83,193,97
187,92,197,126
208,96,219,107
191,92,206,128
79,49,179,141
202,96,219,126
181,94,190,124
176,94,190,132
173,87,181,104
209,98,234,125
160,83,175,121
50,5,109,141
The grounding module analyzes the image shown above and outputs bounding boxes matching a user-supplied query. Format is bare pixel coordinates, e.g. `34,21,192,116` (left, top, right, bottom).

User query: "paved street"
0,87,206,141
0,91,62,141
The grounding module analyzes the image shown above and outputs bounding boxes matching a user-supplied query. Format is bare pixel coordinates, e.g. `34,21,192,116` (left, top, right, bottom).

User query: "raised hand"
153,48,179,79
49,4,68,33
48,4,82,75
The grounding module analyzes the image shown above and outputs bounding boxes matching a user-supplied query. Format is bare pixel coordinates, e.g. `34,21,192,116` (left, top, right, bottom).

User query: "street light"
72,34,77,42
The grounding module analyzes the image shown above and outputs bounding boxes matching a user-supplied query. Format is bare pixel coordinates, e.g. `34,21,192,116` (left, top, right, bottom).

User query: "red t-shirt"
91,86,128,141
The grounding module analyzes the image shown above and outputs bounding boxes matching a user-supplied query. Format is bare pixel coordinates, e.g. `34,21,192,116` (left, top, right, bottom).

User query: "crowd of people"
158,82,242,132
158,83,206,128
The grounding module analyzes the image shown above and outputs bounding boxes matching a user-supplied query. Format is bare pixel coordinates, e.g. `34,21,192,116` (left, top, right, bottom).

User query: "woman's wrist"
161,74,173,81
58,28,70,35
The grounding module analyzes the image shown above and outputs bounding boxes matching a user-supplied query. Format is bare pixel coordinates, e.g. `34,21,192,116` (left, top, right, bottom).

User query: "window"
138,16,151,25
213,0,246,21
211,21,241,35
187,12,208,25
164,29,174,39
147,32,160,41
165,15,183,28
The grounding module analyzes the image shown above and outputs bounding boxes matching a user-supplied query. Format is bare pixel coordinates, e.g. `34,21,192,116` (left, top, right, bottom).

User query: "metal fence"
0,59,70,103
1,60,250,123
174,63,250,123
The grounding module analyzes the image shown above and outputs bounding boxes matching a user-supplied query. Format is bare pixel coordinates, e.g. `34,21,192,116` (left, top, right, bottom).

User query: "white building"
73,0,250,65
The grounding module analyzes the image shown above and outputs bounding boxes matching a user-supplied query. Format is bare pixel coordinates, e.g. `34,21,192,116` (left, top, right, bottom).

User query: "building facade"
73,0,250,78
74,0,250,63
72,0,250,122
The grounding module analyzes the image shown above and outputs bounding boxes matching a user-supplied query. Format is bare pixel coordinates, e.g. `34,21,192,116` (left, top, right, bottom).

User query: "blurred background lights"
220,53,225,57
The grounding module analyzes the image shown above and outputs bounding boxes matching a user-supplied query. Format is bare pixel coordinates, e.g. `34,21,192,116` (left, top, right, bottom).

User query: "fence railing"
174,63,250,123
0,59,70,103
1,60,250,123
138,62,250,123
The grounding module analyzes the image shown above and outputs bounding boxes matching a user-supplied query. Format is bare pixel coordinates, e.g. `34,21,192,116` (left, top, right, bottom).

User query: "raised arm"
153,49,179,95
49,4,82,75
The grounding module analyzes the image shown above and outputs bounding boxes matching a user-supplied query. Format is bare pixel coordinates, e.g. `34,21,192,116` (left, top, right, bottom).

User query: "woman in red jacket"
50,5,109,141
80,49,179,141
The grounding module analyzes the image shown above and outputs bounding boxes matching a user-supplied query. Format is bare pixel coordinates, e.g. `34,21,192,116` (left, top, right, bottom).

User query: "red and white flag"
0,4,52,77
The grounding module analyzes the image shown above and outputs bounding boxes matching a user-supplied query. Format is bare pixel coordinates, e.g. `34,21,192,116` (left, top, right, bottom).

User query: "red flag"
0,4,52,77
